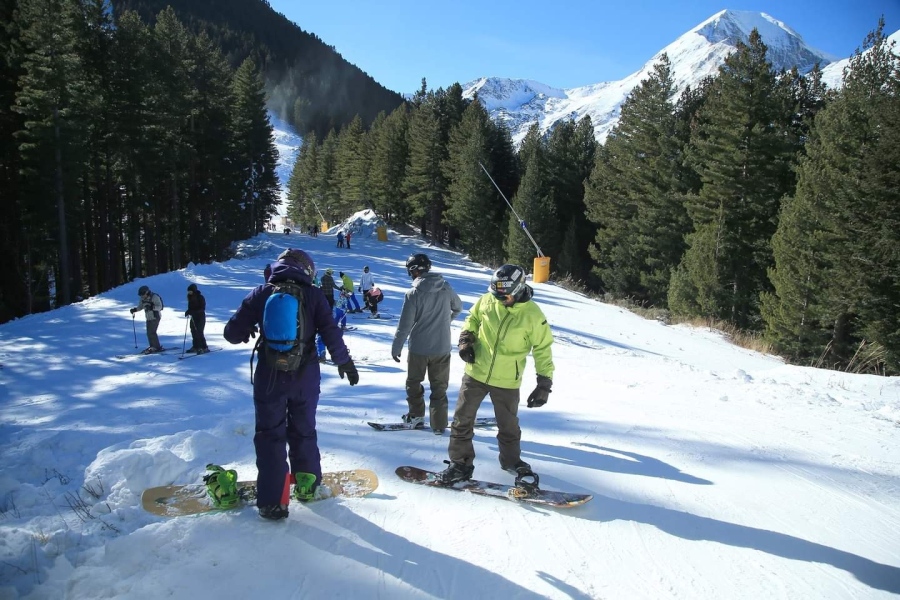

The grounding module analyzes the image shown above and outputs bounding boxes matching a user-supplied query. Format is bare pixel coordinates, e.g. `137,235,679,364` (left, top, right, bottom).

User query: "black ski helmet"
277,248,315,278
187,283,198,293
138,285,150,296
490,264,526,300
405,253,432,277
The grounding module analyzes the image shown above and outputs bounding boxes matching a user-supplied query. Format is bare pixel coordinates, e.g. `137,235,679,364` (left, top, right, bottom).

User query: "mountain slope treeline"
113,0,405,139
286,26,900,375
1,0,280,322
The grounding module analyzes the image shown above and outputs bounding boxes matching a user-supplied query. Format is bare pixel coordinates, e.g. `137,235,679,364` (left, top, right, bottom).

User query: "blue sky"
268,0,899,94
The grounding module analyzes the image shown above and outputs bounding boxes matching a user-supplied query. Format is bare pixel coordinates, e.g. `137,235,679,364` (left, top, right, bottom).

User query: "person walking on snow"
336,231,344,248
344,230,352,249
130,285,164,353
391,253,462,434
223,248,359,521
319,268,337,310
185,284,209,354
438,264,554,485
338,271,362,312
359,265,375,310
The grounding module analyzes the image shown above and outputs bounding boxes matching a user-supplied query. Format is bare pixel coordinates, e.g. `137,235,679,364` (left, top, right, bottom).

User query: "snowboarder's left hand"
527,375,552,408
338,359,359,385
392,352,401,363
243,325,258,343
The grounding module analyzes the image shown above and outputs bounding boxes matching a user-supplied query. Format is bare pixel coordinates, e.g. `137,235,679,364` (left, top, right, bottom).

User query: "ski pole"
182,315,190,357
132,314,138,348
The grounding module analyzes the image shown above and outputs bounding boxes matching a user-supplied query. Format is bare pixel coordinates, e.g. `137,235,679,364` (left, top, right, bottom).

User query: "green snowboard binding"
292,472,318,502
203,464,240,509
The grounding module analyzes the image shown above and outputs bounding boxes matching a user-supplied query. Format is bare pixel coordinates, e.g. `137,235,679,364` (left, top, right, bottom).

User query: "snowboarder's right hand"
130,308,137,315
458,330,476,364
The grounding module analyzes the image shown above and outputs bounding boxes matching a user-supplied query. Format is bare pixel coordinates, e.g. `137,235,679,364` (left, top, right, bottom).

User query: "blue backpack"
261,281,308,371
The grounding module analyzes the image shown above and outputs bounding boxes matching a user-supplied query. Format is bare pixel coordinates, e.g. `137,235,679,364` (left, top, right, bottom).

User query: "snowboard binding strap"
510,471,540,497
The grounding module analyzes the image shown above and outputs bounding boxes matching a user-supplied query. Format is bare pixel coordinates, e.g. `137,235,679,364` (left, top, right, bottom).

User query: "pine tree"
13,0,90,306
584,55,686,304
286,130,321,229
505,124,558,270
367,105,409,223
444,98,504,264
762,23,900,373
231,56,280,238
671,31,796,327
335,114,366,216
403,90,446,243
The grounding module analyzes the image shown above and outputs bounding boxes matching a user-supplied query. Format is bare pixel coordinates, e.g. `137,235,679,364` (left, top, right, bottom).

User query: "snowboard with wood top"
141,469,378,517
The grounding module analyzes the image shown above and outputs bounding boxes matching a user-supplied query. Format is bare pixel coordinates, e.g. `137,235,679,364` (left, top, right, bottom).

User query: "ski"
368,417,498,431
177,348,223,360
115,348,176,359
396,466,592,508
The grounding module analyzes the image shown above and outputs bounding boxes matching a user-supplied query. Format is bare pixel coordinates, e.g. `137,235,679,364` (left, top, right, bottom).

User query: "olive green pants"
405,353,451,430
448,374,521,469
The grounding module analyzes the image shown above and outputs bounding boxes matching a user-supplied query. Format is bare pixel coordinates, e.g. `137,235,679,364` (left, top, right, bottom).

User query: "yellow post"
532,256,551,283
321,221,329,232
376,226,388,242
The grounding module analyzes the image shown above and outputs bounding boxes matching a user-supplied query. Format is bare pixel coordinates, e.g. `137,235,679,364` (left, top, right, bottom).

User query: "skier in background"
359,265,375,310
185,283,209,354
130,286,164,354
338,271,362,312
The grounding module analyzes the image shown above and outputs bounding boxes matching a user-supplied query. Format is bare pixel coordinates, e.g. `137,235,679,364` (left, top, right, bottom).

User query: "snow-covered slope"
1,212,898,599
268,110,302,226
465,10,839,144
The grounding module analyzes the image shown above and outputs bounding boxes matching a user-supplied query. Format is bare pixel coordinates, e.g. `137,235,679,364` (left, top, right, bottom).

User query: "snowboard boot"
401,414,425,429
186,346,198,354
258,504,289,521
437,460,473,485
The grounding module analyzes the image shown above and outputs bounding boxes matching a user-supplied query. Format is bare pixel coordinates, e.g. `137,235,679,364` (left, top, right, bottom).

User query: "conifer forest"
1,0,898,375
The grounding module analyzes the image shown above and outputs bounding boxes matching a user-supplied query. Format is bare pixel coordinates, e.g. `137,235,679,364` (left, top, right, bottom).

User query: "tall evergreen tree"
669,31,796,327
231,55,280,238
14,0,90,306
403,90,446,243
505,124,558,269
585,55,685,304
286,130,322,229
444,98,504,264
762,24,900,372
335,114,366,216
367,105,410,223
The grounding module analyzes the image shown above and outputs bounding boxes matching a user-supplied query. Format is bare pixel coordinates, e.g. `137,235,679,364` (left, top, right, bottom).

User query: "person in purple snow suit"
223,248,359,521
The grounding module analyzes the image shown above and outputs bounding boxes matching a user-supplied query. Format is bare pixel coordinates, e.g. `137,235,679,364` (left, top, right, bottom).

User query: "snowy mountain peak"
694,10,801,47
462,77,567,112
463,10,842,145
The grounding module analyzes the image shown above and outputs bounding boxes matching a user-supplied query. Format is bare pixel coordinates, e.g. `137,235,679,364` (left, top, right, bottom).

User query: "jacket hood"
414,272,450,294
269,260,313,285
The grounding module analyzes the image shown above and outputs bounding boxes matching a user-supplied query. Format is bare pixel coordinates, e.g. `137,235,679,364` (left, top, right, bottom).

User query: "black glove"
458,330,476,364
184,310,190,317
243,325,258,344
130,307,137,315
392,352,401,363
526,375,552,408
338,360,359,385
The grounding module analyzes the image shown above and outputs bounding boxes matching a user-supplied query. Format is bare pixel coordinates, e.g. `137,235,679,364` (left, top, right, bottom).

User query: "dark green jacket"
461,286,554,389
